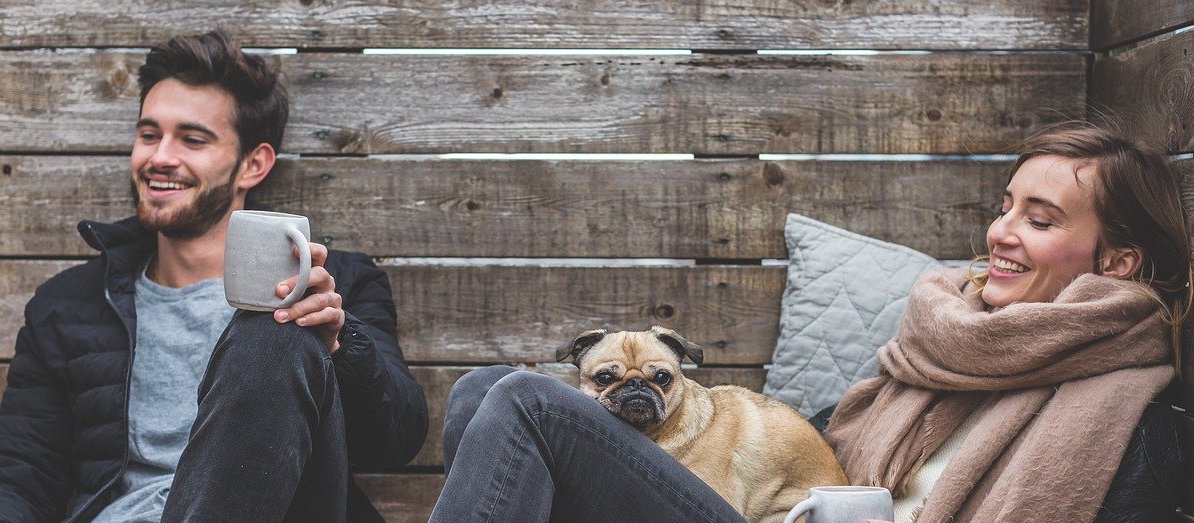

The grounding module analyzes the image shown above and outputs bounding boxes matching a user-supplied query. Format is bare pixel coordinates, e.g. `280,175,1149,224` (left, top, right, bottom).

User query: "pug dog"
556,326,847,523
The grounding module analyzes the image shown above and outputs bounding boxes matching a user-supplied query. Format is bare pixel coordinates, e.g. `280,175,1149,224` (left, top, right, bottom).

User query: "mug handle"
280,225,312,308
783,497,817,523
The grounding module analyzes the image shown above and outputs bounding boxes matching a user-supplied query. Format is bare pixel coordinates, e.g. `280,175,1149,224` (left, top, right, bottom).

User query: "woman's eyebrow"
1004,190,1068,218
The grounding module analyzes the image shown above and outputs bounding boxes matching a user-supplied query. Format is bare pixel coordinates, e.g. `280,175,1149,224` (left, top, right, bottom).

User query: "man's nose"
148,139,181,169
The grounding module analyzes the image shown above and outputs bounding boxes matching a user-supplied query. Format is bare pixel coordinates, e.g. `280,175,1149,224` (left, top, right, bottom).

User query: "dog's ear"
555,329,607,365
651,326,704,364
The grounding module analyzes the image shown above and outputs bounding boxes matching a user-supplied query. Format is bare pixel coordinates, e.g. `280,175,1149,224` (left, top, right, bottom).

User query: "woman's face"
983,155,1104,308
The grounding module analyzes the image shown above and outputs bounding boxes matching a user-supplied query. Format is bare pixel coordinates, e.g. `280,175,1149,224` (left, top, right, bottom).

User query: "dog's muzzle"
608,378,665,429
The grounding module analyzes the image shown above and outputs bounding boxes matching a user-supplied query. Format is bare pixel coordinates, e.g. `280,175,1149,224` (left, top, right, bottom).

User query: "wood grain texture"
405,364,765,467
0,156,1005,259
0,52,1086,154
358,472,448,523
1089,29,1194,154
0,261,785,364
390,265,785,365
1091,0,1194,51
354,473,445,523
0,1,1086,50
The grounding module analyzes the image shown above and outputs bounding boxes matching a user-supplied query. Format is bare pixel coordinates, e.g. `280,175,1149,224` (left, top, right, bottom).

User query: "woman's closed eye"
1028,218,1054,230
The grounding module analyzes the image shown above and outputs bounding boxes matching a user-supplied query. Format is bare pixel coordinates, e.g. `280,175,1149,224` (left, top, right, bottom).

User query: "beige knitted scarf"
824,268,1173,523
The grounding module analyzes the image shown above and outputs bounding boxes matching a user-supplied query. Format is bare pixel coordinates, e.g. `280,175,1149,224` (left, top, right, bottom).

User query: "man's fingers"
276,266,334,298
295,306,344,328
310,242,328,266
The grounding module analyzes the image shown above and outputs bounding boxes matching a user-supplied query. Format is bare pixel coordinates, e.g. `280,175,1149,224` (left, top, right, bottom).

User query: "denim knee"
211,310,329,372
447,365,519,411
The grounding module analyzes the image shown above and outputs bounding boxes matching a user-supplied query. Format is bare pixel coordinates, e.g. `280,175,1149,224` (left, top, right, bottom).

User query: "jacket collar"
77,216,152,254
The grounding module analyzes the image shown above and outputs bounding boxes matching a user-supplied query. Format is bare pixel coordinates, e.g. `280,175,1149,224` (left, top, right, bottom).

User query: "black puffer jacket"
0,217,429,522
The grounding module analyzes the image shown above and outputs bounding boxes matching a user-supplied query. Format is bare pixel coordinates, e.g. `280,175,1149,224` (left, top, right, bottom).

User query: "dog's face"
555,326,703,431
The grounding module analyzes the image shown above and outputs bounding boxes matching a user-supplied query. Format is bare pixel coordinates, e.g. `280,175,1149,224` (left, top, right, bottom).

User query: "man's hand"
273,242,344,353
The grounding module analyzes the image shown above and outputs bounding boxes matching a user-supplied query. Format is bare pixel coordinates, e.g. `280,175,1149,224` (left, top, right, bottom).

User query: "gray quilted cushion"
764,213,942,417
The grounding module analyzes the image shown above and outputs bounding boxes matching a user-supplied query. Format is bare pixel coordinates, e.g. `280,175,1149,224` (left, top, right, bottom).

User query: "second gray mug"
224,210,312,311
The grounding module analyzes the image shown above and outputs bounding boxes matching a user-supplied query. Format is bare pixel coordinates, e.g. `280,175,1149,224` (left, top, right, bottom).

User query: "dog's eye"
653,371,672,387
595,372,616,385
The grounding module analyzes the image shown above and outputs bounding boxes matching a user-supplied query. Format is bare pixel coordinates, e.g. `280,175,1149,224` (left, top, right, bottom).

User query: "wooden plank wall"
0,2,1089,521
1091,3,1194,518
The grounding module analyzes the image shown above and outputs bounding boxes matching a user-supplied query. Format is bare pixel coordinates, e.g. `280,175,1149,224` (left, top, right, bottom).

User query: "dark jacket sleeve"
1094,399,1185,522
327,252,429,468
0,322,75,522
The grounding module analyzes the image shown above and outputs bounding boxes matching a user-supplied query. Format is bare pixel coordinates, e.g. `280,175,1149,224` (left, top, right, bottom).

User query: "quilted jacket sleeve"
0,321,75,522
328,252,429,467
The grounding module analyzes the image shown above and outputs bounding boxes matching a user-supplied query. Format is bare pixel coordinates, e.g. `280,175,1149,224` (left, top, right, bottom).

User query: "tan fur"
565,328,847,523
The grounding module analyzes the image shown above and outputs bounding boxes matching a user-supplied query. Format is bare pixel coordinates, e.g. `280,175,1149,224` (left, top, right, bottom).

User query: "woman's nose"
987,213,1020,247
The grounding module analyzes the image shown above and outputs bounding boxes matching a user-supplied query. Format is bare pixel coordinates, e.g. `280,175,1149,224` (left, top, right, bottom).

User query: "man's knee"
212,310,328,370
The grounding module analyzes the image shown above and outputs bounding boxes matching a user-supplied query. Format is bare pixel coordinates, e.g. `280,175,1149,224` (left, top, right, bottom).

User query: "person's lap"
163,310,347,521
434,365,746,523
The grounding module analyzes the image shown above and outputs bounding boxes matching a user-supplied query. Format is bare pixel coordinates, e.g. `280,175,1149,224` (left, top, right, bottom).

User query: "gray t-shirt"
90,269,235,522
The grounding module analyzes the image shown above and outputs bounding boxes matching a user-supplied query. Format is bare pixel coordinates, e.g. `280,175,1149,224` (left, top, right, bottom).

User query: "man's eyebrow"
177,122,218,138
1004,190,1068,218
134,118,218,139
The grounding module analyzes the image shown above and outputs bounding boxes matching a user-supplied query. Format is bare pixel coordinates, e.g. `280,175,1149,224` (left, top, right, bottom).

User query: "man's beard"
131,166,238,240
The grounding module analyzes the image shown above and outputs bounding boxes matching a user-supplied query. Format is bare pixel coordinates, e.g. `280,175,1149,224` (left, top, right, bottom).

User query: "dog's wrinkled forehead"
555,327,703,366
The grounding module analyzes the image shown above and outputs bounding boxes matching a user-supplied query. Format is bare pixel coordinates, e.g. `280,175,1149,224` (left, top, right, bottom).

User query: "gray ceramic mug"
783,486,894,523
224,210,312,311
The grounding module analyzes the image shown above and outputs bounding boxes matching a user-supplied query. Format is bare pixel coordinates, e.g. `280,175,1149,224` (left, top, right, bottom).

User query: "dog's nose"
627,377,648,390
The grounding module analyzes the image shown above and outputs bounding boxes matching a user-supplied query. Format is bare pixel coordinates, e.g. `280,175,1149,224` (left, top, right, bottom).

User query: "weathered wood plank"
0,1,1087,50
355,473,444,523
0,52,1086,154
0,156,1004,259
1,262,786,364
405,364,765,467
1089,30,1194,154
1091,0,1194,51
391,265,784,365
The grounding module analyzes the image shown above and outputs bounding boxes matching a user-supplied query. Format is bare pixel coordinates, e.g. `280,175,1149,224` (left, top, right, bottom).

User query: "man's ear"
235,142,276,192
1099,245,1143,280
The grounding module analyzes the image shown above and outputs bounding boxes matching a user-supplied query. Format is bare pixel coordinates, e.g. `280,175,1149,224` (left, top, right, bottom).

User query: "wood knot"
925,109,942,121
762,163,785,186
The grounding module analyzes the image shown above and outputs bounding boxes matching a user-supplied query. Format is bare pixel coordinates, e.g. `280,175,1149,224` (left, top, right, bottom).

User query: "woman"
825,123,1189,522
429,123,1188,522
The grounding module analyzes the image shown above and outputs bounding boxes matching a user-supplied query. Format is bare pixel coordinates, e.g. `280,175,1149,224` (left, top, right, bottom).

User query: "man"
0,30,428,522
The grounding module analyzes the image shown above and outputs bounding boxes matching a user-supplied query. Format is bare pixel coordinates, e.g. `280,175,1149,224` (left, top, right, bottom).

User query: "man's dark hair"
138,29,288,157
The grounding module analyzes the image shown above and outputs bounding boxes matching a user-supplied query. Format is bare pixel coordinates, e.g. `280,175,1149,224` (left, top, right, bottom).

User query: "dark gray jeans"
162,311,349,522
430,365,746,523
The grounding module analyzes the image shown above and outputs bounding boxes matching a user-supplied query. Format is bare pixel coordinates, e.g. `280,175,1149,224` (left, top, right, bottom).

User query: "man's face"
131,78,243,239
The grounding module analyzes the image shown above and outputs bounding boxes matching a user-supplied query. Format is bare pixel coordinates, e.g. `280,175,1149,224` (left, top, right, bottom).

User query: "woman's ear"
1099,246,1143,279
